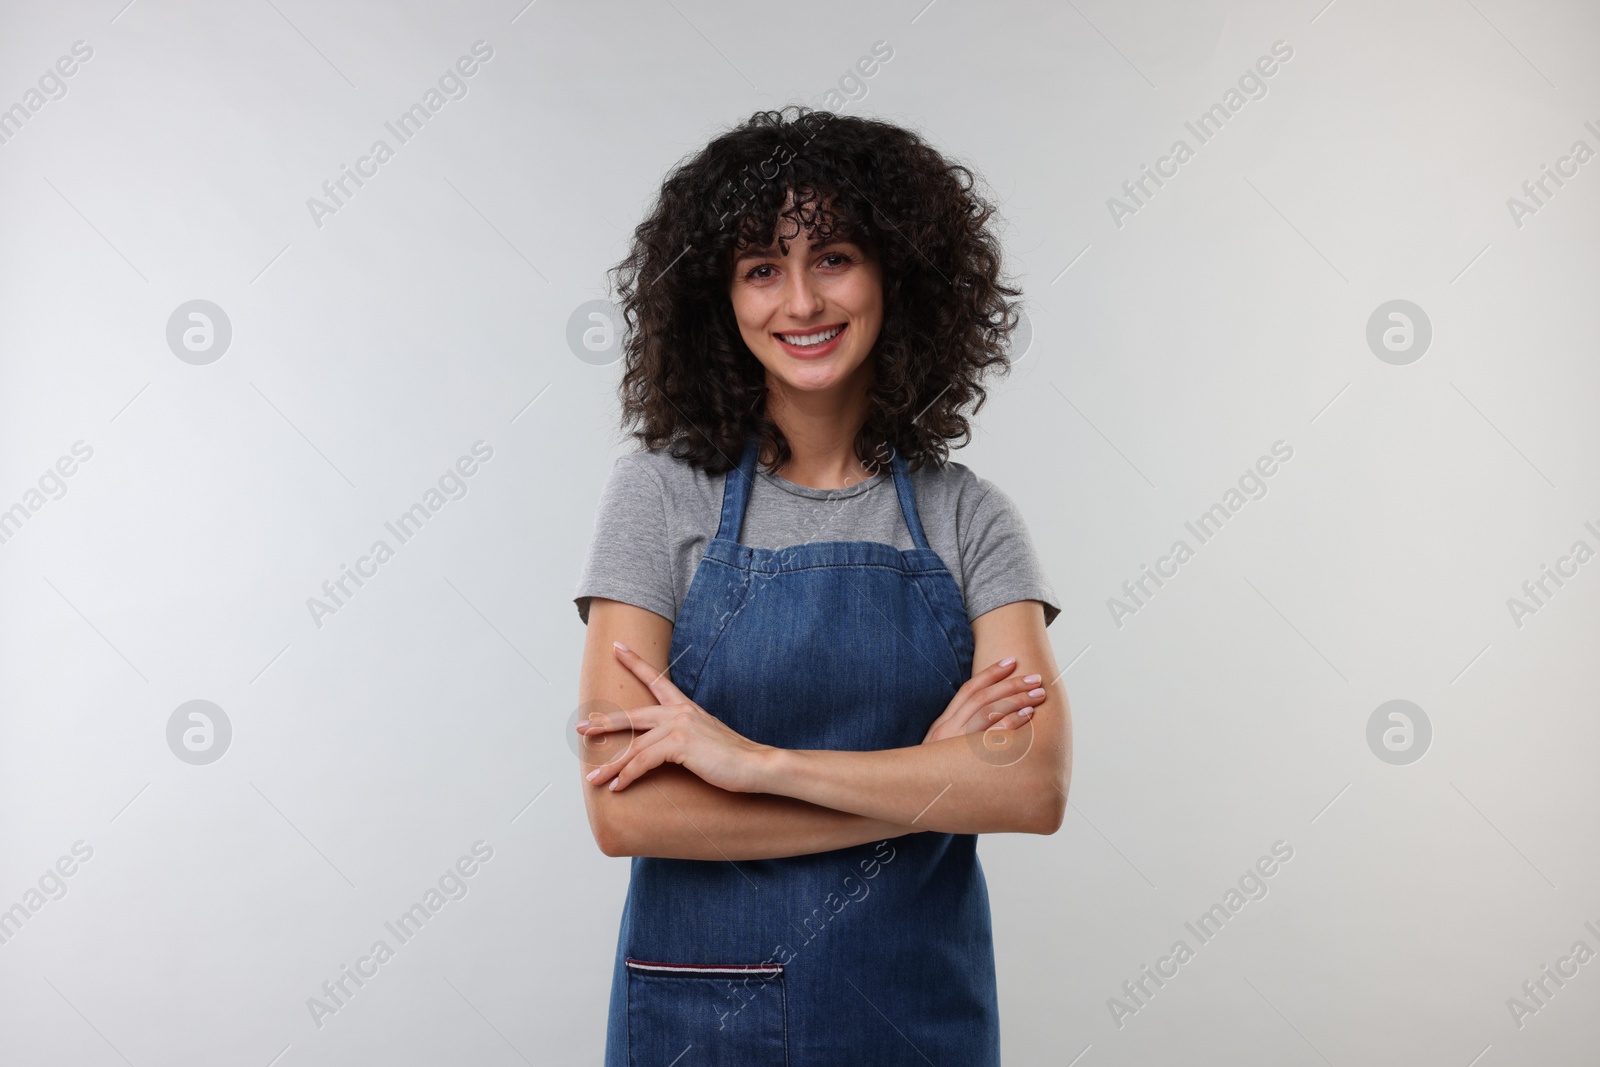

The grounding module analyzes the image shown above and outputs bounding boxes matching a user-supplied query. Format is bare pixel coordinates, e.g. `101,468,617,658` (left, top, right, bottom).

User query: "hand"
576,642,776,794
921,657,1047,745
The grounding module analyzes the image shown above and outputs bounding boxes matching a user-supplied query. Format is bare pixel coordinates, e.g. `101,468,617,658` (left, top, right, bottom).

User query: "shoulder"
601,447,717,499
912,454,1060,625
596,447,725,532
621,447,723,496
907,456,979,500
908,457,1020,525
611,446,723,488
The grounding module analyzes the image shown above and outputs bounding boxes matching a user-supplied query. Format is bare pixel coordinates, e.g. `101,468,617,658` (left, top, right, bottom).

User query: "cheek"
728,296,781,358
851,286,884,335
833,270,883,318
727,288,766,334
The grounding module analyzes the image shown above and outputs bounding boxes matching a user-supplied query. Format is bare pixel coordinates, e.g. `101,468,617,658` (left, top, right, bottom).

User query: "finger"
949,672,1036,732
576,724,637,772
575,708,622,734
984,687,1046,718
957,657,1017,700
985,687,1047,723
988,706,1037,731
591,717,674,783
972,673,1043,711
584,711,675,776
612,642,688,705
612,642,673,697
943,658,1017,712
976,675,1043,715
607,731,676,791
585,755,621,787
934,658,1020,732
575,704,661,735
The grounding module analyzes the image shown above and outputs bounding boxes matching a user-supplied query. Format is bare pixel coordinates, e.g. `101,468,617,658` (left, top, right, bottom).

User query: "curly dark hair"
608,106,1021,475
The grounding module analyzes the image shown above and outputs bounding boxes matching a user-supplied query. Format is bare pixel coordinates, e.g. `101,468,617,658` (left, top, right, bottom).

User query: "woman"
573,106,1070,1066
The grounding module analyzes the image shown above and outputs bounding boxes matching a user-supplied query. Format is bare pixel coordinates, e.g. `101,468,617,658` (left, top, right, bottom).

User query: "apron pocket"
624,958,787,1066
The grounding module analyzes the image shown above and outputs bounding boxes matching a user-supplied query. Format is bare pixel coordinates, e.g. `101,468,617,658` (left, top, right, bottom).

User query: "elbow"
1035,795,1066,835
1026,735,1070,834
1025,770,1068,835
587,794,634,858
593,820,625,857
1021,800,1064,836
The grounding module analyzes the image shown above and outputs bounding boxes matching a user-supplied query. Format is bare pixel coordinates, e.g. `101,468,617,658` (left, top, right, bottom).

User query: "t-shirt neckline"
755,466,888,501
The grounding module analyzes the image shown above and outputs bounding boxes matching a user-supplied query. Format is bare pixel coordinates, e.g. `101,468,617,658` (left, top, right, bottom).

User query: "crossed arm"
576,597,1071,860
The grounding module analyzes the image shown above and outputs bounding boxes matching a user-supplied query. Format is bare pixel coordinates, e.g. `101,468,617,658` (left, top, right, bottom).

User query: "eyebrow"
733,239,857,264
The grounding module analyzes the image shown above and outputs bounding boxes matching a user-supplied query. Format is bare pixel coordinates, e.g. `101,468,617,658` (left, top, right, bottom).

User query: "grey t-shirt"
574,448,1060,629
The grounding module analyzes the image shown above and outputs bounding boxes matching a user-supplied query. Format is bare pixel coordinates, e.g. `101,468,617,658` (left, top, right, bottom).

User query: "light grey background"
1,0,1597,1063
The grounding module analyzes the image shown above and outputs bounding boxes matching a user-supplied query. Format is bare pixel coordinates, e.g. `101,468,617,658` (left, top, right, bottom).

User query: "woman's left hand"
577,642,776,794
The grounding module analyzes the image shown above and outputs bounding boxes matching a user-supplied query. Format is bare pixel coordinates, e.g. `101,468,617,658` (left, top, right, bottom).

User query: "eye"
820,252,853,268
742,263,775,280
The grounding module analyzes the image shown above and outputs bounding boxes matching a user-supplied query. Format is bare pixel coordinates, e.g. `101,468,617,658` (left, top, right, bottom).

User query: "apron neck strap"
713,438,933,553
714,439,761,543
887,447,933,552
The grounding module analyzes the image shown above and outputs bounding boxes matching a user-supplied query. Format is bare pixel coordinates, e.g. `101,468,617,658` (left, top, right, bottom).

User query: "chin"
777,360,858,391
775,371,842,393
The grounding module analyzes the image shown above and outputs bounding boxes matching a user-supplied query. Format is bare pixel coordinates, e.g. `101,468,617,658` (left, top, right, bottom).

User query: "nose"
782,267,826,321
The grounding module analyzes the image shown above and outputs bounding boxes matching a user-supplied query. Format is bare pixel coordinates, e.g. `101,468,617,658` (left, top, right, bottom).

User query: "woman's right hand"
921,657,1047,745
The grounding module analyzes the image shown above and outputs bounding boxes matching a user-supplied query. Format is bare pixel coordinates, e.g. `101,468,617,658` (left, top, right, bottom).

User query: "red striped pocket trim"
625,957,783,977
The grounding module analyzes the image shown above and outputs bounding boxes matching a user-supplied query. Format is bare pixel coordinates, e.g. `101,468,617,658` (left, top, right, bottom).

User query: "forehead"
729,184,859,258
733,232,857,261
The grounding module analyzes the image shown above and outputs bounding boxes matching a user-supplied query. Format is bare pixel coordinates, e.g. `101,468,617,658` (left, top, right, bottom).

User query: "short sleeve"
960,479,1062,627
573,454,677,625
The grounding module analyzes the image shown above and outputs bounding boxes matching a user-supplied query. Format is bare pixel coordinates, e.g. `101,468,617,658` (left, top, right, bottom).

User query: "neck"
760,370,876,490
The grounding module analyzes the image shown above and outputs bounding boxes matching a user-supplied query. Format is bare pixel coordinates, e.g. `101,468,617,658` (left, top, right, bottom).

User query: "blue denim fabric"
603,440,1000,1065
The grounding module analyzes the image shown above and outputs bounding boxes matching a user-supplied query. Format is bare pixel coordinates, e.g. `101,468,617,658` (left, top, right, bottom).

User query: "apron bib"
603,439,999,1066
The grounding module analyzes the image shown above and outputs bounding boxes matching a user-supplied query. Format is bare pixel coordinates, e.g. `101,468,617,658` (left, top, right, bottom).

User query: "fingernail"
614,641,629,652
1023,674,1041,685
1019,707,1033,718
608,779,620,790
998,657,1016,667
586,768,602,781
1028,688,1046,698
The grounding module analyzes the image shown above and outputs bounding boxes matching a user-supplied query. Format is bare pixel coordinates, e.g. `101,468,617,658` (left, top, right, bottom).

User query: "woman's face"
727,220,883,401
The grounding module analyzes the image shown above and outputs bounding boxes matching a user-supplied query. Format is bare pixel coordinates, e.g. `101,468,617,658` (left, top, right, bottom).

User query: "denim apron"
603,439,1000,1065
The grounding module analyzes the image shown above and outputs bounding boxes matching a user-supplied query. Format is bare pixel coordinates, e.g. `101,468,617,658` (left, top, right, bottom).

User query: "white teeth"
777,325,844,347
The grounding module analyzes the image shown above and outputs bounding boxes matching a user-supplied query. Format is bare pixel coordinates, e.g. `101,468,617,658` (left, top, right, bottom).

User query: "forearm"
756,603,1073,835
576,600,1069,851
587,759,921,860
760,731,1067,835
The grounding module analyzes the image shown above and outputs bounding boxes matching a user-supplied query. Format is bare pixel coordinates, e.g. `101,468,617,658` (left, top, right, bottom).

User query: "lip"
773,323,847,360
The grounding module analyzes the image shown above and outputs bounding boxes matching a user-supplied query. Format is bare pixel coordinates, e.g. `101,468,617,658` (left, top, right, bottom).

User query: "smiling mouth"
777,323,851,348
